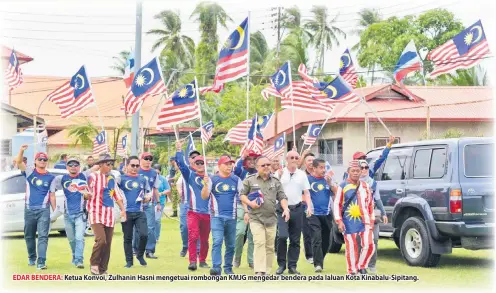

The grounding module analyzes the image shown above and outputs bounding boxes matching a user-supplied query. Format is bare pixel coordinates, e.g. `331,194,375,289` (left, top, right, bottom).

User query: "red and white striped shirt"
87,171,123,227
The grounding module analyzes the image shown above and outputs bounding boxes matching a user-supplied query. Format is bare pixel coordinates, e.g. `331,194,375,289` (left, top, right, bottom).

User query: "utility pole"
273,7,283,140
131,1,142,156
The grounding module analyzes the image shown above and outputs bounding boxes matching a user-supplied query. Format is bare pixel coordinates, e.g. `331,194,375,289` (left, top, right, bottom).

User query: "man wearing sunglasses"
49,157,98,269
86,153,126,275
116,156,152,268
273,151,312,275
131,152,161,260
240,156,290,276
233,149,258,269
16,144,56,270
201,155,242,275
176,140,211,271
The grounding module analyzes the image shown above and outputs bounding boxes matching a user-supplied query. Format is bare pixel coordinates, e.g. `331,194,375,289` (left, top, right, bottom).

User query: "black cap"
189,150,201,158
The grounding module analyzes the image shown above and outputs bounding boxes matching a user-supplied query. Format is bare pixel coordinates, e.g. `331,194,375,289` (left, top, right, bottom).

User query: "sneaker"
307,258,314,264
37,263,47,270
233,260,240,268
359,269,368,275
288,267,301,275
28,259,36,266
314,266,323,273
199,262,210,268
249,263,254,269
368,267,377,274
145,252,158,259
124,262,133,268
180,249,187,257
76,263,85,269
209,268,221,276
188,263,197,271
137,256,147,267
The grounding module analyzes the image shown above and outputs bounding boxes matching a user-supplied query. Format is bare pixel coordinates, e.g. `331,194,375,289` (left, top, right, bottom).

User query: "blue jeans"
133,203,156,253
64,212,85,264
211,217,236,273
155,208,163,241
24,207,50,264
180,202,200,252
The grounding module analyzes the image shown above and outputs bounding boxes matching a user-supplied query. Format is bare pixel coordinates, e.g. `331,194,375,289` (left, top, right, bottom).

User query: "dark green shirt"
241,173,287,227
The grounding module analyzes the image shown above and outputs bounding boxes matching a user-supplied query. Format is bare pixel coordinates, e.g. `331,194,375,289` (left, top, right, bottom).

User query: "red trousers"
343,226,375,274
187,211,211,264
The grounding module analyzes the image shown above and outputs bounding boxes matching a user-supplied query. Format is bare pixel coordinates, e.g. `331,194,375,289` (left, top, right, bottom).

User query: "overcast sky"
1,0,494,80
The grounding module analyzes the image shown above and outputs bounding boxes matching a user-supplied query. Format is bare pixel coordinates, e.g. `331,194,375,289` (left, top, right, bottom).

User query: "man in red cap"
233,149,258,269
343,135,396,180
201,154,243,275
16,145,56,270
132,152,161,259
175,140,211,271
334,160,375,275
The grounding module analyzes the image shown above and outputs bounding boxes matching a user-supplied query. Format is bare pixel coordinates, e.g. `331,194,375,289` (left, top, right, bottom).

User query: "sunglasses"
288,156,299,160
258,164,271,168
361,166,369,170
129,164,140,168
105,162,114,166
37,158,48,162
67,163,80,167
195,161,204,166
143,157,153,161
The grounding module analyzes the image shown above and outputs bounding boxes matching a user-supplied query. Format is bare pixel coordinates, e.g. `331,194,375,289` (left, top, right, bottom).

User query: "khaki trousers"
250,221,277,274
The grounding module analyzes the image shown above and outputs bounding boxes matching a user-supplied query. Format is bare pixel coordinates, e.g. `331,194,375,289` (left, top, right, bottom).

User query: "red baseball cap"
218,155,235,166
35,152,48,160
353,152,366,160
140,152,153,159
247,151,260,158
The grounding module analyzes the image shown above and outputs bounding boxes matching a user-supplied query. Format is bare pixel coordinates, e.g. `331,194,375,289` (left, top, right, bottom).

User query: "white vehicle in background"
1,169,121,236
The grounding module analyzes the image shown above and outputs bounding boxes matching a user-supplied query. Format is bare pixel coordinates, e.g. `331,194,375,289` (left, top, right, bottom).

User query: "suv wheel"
399,216,441,267
328,224,342,253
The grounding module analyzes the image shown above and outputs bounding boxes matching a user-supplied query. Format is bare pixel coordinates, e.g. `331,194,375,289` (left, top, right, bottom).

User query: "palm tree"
280,28,310,70
67,119,99,148
110,120,131,160
351,8,382,52
250,31,269,84
110,50,130,75
147,10,195,70
433,66,490,86
190,1,232,85
304,6,346,73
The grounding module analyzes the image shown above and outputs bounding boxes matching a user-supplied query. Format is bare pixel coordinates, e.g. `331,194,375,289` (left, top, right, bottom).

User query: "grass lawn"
2,214,494,291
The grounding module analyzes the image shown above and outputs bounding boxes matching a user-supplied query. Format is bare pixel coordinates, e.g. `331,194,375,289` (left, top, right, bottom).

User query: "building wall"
0,114,18,139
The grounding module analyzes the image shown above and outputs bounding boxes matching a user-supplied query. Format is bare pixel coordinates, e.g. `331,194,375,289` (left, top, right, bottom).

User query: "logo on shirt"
194,177,204,186
346,202,362,221
214,183,235,193
30,176,43,186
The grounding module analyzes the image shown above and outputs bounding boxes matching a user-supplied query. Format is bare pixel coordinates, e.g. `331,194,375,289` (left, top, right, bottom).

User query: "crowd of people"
13,135,395,276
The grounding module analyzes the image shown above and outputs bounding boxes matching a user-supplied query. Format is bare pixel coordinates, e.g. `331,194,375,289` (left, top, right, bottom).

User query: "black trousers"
308,214,333,268
122,211,148,263
302,214,313,259
276,204,303,269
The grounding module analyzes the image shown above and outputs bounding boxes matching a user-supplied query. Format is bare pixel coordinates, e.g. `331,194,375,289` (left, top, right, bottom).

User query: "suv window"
1,175,26,194
464,143,493,177
377,147,412,181
413,147,447,178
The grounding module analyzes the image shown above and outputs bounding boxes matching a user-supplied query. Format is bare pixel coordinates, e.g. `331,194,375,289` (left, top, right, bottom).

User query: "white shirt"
275,167,310,206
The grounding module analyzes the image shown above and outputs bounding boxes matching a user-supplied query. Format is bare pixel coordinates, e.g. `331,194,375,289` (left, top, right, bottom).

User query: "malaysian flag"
241,114,264,155
271,61,292,98
262,80,333,114
93,130,109,156
273,132,286,158
200,84,224,95
4,49,23,90
124,57,167,115
201,121,214,144
156,79,200,129
123,51,135,88
116,134,128,157
262,144,275,159
427,20,490,78
318,75,360,103
302,124,322,145
339,49,358,88
47,65,95,119
224,113,272,144
202,17,249,93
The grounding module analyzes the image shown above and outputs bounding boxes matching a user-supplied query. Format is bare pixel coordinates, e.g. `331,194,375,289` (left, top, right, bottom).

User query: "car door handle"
396,189,404,195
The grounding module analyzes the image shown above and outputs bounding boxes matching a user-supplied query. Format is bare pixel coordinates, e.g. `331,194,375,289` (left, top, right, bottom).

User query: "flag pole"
306,107,336,151
359,96,392,136
145,69,178,130
287,61,297,145
194,76,207,167
173,125,179,141
246,12,251,142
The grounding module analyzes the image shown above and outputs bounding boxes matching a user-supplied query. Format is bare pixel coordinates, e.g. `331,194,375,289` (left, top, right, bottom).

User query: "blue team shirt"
50,171,91,215
138,168,160,204
117,174,151,212
22,167,55,210
308,175,333,216
207,174,242,219
176,151,209,214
